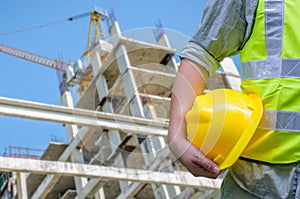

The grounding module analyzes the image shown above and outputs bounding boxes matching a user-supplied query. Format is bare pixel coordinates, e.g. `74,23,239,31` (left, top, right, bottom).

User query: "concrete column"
112,35,174,199
108,19,179,198
61,91,88,192
143,104,181,198
156,33,178,72
94,187,106,199
96,75,130,193
16,172,27,199
91,49,102,76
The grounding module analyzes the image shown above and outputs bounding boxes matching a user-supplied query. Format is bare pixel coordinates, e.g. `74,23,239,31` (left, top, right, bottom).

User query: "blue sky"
0,1,216,156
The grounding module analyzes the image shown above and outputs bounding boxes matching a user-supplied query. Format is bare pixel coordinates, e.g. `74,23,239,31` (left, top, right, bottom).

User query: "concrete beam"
0,96,168,137
0,157,221,190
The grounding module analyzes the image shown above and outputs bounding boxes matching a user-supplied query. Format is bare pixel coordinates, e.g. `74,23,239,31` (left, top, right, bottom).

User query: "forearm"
167,59,220,178
168,58,208,158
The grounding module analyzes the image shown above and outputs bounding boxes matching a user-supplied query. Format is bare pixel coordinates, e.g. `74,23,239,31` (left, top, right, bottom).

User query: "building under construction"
0,7,241,199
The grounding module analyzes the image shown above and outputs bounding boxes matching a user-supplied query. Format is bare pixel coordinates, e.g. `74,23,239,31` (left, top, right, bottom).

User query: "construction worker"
168,0,300,198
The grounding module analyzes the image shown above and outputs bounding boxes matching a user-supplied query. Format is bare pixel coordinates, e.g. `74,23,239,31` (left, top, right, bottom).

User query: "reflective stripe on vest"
241,59,300,80
258,110,300,132
239,0,300,163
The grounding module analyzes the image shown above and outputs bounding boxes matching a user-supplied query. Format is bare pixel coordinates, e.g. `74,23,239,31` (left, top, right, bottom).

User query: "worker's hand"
177,141,220,179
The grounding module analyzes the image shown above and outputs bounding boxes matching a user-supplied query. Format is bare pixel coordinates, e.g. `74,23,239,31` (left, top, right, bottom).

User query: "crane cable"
0,12,90,37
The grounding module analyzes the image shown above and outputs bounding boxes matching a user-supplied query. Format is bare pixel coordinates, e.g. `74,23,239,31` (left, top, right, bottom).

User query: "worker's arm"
168,58,220,179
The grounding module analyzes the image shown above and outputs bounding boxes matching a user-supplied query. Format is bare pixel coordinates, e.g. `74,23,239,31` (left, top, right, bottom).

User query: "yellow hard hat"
185,89,263,170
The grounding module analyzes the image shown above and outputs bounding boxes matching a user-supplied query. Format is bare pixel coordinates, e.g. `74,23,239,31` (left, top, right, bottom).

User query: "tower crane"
0,6,113,96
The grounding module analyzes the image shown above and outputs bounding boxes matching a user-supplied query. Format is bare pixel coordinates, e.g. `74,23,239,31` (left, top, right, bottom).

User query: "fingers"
192,155,220,178
192,165,220,179
196,151,219,171
180,145,220,179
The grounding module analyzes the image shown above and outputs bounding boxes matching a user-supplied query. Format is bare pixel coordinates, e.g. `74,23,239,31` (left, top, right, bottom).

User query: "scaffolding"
0,8,241,199
3,146,44,160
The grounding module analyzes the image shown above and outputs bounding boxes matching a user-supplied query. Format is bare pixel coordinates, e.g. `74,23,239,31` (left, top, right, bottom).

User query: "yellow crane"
0,6,112,96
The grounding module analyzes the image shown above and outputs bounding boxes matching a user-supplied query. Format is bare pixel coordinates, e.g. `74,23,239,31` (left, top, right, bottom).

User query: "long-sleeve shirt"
180,0,258,77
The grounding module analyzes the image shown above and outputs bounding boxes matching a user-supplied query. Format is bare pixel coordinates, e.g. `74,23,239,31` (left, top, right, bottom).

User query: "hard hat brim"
218,93,263,170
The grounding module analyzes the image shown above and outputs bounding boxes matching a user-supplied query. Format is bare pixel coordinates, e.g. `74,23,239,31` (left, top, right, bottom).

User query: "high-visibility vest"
240,0,300,164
